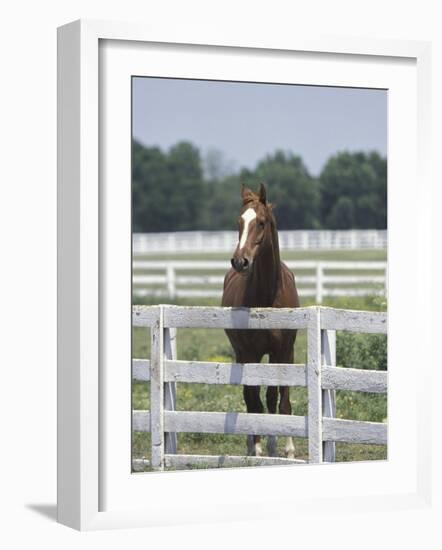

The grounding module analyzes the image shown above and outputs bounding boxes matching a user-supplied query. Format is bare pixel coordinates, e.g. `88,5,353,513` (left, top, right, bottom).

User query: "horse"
221,183,300,458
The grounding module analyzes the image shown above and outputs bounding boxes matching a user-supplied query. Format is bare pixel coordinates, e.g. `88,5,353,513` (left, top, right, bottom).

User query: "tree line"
132,140,387,233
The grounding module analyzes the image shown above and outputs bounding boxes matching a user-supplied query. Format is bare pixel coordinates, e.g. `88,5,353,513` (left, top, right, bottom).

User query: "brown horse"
221,183,300,458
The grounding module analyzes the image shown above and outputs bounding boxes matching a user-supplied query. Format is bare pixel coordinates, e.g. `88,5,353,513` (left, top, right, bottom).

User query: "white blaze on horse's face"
239,208,257,250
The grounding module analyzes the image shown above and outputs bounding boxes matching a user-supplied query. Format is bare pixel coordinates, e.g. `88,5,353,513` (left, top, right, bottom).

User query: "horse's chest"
226,328,290,356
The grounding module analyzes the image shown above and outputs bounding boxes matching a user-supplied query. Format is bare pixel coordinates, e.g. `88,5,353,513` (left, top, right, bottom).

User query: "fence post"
351,230,357,249
307,307,323,463
150,305,165,470
164,327,177,455
223,231,231,252
316,262,324,304
167,265,176,299
321,329,336,462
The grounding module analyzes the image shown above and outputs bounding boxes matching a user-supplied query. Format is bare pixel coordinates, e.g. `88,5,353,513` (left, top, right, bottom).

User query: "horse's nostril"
231,257,250,272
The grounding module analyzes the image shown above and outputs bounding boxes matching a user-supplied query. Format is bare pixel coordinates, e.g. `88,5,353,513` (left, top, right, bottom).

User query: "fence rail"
132,304,387,470
133,229,387,255
133,260,387,304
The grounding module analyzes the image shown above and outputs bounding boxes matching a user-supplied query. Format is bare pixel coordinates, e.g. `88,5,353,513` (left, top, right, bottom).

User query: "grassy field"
133,248,387,298
132,249,388,469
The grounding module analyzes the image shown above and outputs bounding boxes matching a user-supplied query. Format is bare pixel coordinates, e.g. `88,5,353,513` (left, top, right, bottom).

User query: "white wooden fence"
133,230,387,255
132,304,387,471
133,260,387,304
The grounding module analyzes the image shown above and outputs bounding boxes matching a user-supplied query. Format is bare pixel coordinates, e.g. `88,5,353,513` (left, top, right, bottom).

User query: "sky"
132,77,387,177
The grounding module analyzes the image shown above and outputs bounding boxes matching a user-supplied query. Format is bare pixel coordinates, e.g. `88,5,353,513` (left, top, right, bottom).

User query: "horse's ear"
258,183,267,205
241,184,255,205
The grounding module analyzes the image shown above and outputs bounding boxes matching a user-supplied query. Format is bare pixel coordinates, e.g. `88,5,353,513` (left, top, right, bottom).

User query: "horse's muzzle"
231,256,249,273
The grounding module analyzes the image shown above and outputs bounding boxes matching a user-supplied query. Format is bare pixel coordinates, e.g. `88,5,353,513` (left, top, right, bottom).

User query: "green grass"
132,250,388,470
132,382,387,464
133,249,387,303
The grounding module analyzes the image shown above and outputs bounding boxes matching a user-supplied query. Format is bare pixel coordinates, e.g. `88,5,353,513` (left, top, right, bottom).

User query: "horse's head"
231,183,276,273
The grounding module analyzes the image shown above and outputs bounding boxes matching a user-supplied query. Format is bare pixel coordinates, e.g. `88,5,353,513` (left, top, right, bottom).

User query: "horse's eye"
258,221,265,228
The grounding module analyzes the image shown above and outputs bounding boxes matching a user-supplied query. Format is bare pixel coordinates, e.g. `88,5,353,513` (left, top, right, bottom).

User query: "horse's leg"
243,385,264,456
265,385,278,457
237,347,265,457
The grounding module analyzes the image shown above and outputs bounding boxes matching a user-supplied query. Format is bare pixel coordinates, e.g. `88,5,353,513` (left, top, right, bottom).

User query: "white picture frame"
57,19,433,531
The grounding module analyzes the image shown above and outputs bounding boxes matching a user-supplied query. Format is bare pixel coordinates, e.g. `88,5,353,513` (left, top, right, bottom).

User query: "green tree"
132,141,169,232
132,141,387,232
132,140,206,232
202,148,236,182
202,174,243,230
319,151,387,229
166,142,206,231
327,196,355,228
240,151,320,230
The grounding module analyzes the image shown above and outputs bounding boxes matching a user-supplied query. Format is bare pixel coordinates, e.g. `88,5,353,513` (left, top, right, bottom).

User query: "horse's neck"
246,225,281,307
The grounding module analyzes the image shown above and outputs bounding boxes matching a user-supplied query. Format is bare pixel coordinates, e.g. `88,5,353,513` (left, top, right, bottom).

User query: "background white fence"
133,229,387,255
133,260,387,304
132,304,387,471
